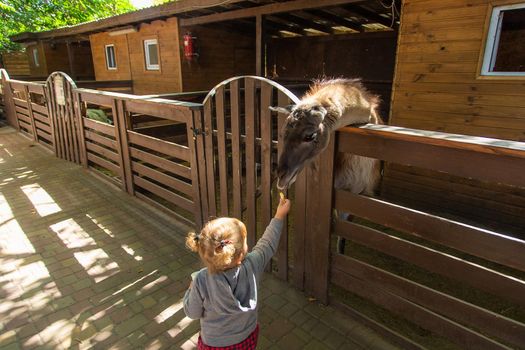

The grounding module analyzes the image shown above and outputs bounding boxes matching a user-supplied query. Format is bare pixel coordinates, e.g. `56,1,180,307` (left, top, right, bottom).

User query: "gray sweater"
183,218,284,347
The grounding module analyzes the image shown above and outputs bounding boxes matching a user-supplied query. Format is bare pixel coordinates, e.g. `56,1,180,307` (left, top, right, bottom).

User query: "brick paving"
0,126,400,350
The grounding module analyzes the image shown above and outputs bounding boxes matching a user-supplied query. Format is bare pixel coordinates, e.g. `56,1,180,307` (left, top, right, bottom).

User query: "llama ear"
269,105,295,114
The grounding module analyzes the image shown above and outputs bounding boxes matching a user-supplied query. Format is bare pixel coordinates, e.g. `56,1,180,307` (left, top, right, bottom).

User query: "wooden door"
45,72,81,163
201,76,302,280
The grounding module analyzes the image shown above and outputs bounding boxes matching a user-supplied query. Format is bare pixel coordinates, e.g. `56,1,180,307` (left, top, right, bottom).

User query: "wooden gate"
45,71,81,163
201,76,303,280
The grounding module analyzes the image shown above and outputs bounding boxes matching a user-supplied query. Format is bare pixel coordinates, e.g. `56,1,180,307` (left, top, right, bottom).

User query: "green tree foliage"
0,0,136,52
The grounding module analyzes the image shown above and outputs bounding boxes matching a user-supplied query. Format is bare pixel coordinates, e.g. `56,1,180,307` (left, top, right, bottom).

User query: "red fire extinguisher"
183,32,196,61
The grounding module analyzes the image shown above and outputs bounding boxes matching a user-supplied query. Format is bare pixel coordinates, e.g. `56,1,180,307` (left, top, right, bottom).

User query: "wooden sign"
54,77,65,106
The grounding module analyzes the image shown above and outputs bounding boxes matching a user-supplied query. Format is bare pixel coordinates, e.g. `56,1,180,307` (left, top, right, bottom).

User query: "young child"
184,196,291,349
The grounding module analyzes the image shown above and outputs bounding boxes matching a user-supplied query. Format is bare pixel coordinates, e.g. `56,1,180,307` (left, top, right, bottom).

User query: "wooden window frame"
105,44,117,70
32,48,40,67
478,0,525,79
144,39,160,71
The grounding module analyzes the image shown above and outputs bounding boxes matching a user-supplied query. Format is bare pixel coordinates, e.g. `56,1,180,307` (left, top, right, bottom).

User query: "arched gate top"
202,75,301,106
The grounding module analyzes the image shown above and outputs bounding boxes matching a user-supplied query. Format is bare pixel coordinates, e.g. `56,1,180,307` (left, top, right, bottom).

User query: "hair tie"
219,239,232,248
194,234,201,242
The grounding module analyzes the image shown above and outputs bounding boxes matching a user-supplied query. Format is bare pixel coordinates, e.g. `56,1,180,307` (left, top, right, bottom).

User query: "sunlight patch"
86,214,114,238
50,218,95,248
74,249,119,283
121,244,143,261
39,319,75,348
154,300,183,323
0,219,35,255
50,218,120,282
21,183,61,216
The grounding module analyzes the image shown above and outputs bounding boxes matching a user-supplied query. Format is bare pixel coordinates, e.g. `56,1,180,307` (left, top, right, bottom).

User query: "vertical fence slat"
293,170,307,290
261,83,273,271
244,78,257,248
115,99,134,194
304,137,335,303
52,78,65,159
276,90,290,281
61,79,74,162
23,85,38,142
44,84,58,156
187,109,204,229
110,99,127,190
230,80,242,220
66,80,80,164
216,86,229,217
204,97,217,218
193,109,209,224
74,92,88,168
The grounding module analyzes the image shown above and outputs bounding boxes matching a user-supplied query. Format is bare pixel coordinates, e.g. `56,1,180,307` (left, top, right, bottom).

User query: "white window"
33,48,39,67
144,39,160,70
481,3,525,76
105,44,117,70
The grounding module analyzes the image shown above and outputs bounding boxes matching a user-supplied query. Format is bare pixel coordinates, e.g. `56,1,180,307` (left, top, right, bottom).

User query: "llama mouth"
277,170,298,190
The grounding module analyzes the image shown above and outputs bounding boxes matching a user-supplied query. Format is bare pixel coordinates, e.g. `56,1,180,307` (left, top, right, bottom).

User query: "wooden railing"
1,70,205,229
306,124,525,349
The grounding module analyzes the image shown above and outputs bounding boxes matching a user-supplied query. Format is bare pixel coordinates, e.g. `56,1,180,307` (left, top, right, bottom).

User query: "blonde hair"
186,217,247,274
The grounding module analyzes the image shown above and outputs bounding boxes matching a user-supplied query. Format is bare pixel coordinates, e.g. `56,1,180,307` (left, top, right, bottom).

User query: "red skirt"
197,324,259,350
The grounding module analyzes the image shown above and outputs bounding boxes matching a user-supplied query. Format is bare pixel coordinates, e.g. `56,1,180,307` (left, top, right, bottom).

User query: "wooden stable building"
10,0,399,101
10,33,95,80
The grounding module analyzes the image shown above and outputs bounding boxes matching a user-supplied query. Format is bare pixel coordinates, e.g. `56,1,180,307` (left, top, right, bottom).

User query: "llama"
270,78,383,253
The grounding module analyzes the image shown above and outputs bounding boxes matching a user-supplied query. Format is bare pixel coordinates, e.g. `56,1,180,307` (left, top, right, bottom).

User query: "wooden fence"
1,69,525,349
315,125,525,349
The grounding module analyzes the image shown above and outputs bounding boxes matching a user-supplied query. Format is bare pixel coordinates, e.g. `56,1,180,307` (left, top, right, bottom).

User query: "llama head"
270,103,330,190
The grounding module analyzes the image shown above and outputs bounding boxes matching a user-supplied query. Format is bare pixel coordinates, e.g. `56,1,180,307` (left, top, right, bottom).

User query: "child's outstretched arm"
248,197,291,272
183,278,204,319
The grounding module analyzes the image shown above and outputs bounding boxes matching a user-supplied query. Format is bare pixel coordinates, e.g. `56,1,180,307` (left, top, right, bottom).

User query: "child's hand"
274,195,291,220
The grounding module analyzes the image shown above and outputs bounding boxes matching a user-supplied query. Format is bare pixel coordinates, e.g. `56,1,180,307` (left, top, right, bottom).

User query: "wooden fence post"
1,71,19,130
191,108,209,228
113,98,133,193
24,85,38,142
304,136,336,304
73,91,88,168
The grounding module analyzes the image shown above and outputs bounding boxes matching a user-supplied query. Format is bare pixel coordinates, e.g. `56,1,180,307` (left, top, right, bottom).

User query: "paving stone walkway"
0,126,400,350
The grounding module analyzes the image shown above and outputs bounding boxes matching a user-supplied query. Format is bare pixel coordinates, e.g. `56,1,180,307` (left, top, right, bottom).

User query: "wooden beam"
180,0,363,26
265,20,304,36
342,4,397,28
66,41,77,80
270,13,334,34
306,9,362,32
11,0,248,42
256,14,263,76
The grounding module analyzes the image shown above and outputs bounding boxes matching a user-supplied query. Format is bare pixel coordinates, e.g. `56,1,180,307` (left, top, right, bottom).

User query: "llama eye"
303,132,317,142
